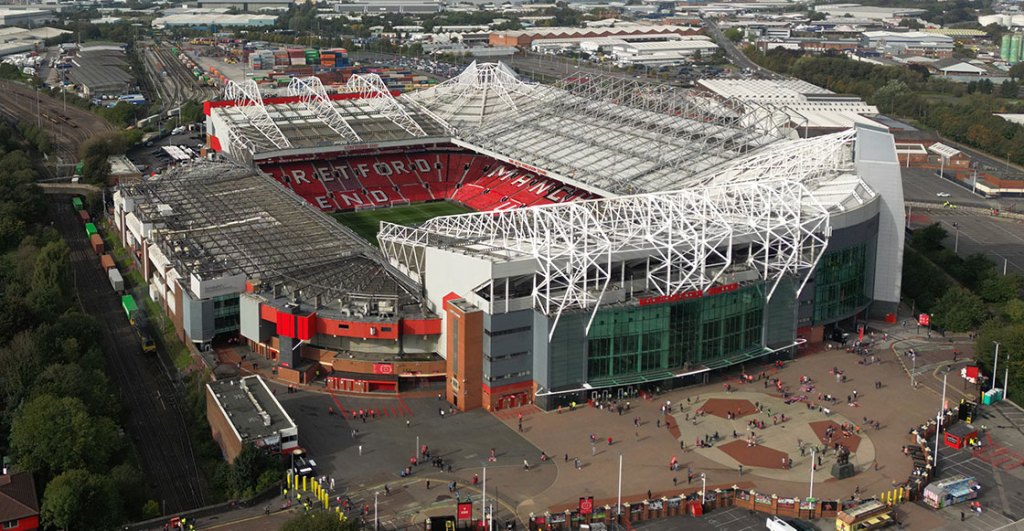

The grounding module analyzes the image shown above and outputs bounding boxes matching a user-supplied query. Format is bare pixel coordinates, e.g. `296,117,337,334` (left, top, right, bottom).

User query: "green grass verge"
333,201,473,245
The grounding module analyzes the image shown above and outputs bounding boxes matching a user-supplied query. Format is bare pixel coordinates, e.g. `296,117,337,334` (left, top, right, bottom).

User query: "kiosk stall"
923,475,979,509
835,500,893,531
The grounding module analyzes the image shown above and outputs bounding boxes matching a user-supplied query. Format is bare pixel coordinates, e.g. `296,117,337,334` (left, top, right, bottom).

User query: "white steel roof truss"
287,76,361,143
223,80,292,150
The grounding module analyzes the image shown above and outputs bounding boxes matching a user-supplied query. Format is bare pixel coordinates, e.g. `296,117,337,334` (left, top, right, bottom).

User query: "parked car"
936,192,951,197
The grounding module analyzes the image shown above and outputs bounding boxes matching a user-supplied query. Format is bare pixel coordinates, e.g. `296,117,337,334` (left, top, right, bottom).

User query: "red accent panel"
8,515,39,531
209,134,222,152
208,92,376,113
400,318,441,336
373,363,394,375
204,100,213,115
481,379,533,396
315,318,399,339
245,281,254,293
296,312,316,340
442,292,460,311
277,313,296,338
260,304,278,323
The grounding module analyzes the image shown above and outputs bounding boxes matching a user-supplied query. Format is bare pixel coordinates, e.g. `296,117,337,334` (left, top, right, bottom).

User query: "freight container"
85,222,97,237
100,254,115,272
108,268,124,294
90,233,104,254
121,294,137,320
78,210,90,222
71,197,84,211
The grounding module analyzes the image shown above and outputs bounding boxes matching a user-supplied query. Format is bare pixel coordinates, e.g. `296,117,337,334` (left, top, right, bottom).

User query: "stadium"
113,62,905,411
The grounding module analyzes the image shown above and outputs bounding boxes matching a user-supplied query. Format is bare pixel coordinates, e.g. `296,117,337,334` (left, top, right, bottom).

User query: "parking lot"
127,129,205,175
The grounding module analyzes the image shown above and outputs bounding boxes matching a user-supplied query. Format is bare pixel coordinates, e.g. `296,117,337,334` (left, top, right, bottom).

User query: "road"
702,19,780,80
922,209,1024,276
52,197,207,514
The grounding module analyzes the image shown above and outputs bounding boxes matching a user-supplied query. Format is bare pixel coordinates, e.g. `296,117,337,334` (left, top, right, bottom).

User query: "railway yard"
0,80,114,172
142,43,219,113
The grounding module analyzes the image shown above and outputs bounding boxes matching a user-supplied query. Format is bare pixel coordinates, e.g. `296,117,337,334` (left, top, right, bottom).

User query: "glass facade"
585,284,765,380
812,244,870,324
213,294,240,335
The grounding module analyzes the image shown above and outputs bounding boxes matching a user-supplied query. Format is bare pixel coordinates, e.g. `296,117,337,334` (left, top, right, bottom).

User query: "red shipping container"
100,254,115,271
90,233,104,255
78,210,91,222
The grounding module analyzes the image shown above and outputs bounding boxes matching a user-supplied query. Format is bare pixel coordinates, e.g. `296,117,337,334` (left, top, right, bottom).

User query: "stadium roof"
454,73,790,196
375,129,887,332
402,61,540,130
120,161,428,316
210,64,792,195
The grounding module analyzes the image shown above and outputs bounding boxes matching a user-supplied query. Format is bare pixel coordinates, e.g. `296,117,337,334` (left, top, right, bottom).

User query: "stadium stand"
257,151,597,213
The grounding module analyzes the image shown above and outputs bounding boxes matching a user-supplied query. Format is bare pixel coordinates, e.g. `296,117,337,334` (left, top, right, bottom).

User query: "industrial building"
151,13,279,29
489,24,701,48
861,31,954,57
119,63,903,412
0,8,57,27
696,79,884,133
206,375,298,463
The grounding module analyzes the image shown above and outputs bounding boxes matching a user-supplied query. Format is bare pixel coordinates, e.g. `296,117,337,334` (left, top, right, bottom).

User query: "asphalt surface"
633,506,790,530
703,19,780,80
902,166,1006,209
915,209,1024,276
52,197,207,513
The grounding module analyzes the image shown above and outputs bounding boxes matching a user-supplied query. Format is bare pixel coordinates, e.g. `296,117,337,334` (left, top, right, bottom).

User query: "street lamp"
953,222,960,254
934,373,948,471
993,342,1001,392
616,454,623,519
700,473,706,505
809,447,816,501
374,491,379,530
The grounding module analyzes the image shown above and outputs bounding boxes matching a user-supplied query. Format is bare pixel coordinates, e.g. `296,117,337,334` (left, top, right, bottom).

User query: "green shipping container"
84,223,97,237
71,197,83,210
74,161,84,175
121,295,138,320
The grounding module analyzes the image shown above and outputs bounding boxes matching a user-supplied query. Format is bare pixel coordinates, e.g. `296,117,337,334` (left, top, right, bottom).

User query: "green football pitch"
333,201,473,245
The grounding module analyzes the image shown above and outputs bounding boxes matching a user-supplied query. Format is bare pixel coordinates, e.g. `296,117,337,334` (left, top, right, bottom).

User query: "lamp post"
617,453,622,519
993,342,1001,392
482,466,486,527
934,373,948,471
374,491,379,530
809,447,816,501
1004,354,1010,400
953,222,960,254
700,473,706,505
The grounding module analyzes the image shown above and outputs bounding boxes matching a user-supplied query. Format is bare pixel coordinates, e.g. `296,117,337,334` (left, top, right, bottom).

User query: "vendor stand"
835,500,893,531
923,475,979,509
944,423,979,450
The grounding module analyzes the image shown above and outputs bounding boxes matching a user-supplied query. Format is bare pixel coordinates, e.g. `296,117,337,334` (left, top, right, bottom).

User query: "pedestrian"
739,464,743,476
426,480,430,490
523,459,530,471
406,419,411,428
384,484,390,496
961,511,965,522
657,419,661,428
673,477,678,486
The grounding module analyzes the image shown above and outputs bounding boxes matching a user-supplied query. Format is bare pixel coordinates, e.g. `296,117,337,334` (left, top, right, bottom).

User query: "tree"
41,469,123,531
0,331,43,412
230,443,279,498
932,286,988,332
31,363,119,418
10,394,123,478
724,28,743,42
282,510,360,531
1006,299,1024,324
910,223,948,252
979,274,1023,303
1011,62,1024,82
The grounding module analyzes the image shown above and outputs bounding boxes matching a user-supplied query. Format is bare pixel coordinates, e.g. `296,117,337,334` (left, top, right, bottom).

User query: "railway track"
52,198,206,514
145,44,218,112
0,80,114,173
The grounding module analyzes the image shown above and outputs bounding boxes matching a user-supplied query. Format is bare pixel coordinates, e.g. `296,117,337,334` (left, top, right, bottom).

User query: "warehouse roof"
207,376,296,443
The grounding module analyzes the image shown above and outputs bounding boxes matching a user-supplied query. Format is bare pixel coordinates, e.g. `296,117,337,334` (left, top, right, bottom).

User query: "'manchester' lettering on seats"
637,283,740,306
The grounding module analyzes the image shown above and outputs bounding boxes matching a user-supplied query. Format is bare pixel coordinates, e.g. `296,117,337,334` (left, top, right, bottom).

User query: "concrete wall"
206,385,242,463
423,246,493,360
854,126,905,317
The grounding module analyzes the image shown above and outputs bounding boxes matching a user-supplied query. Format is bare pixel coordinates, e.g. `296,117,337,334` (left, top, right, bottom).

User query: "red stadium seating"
258,150,598,214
